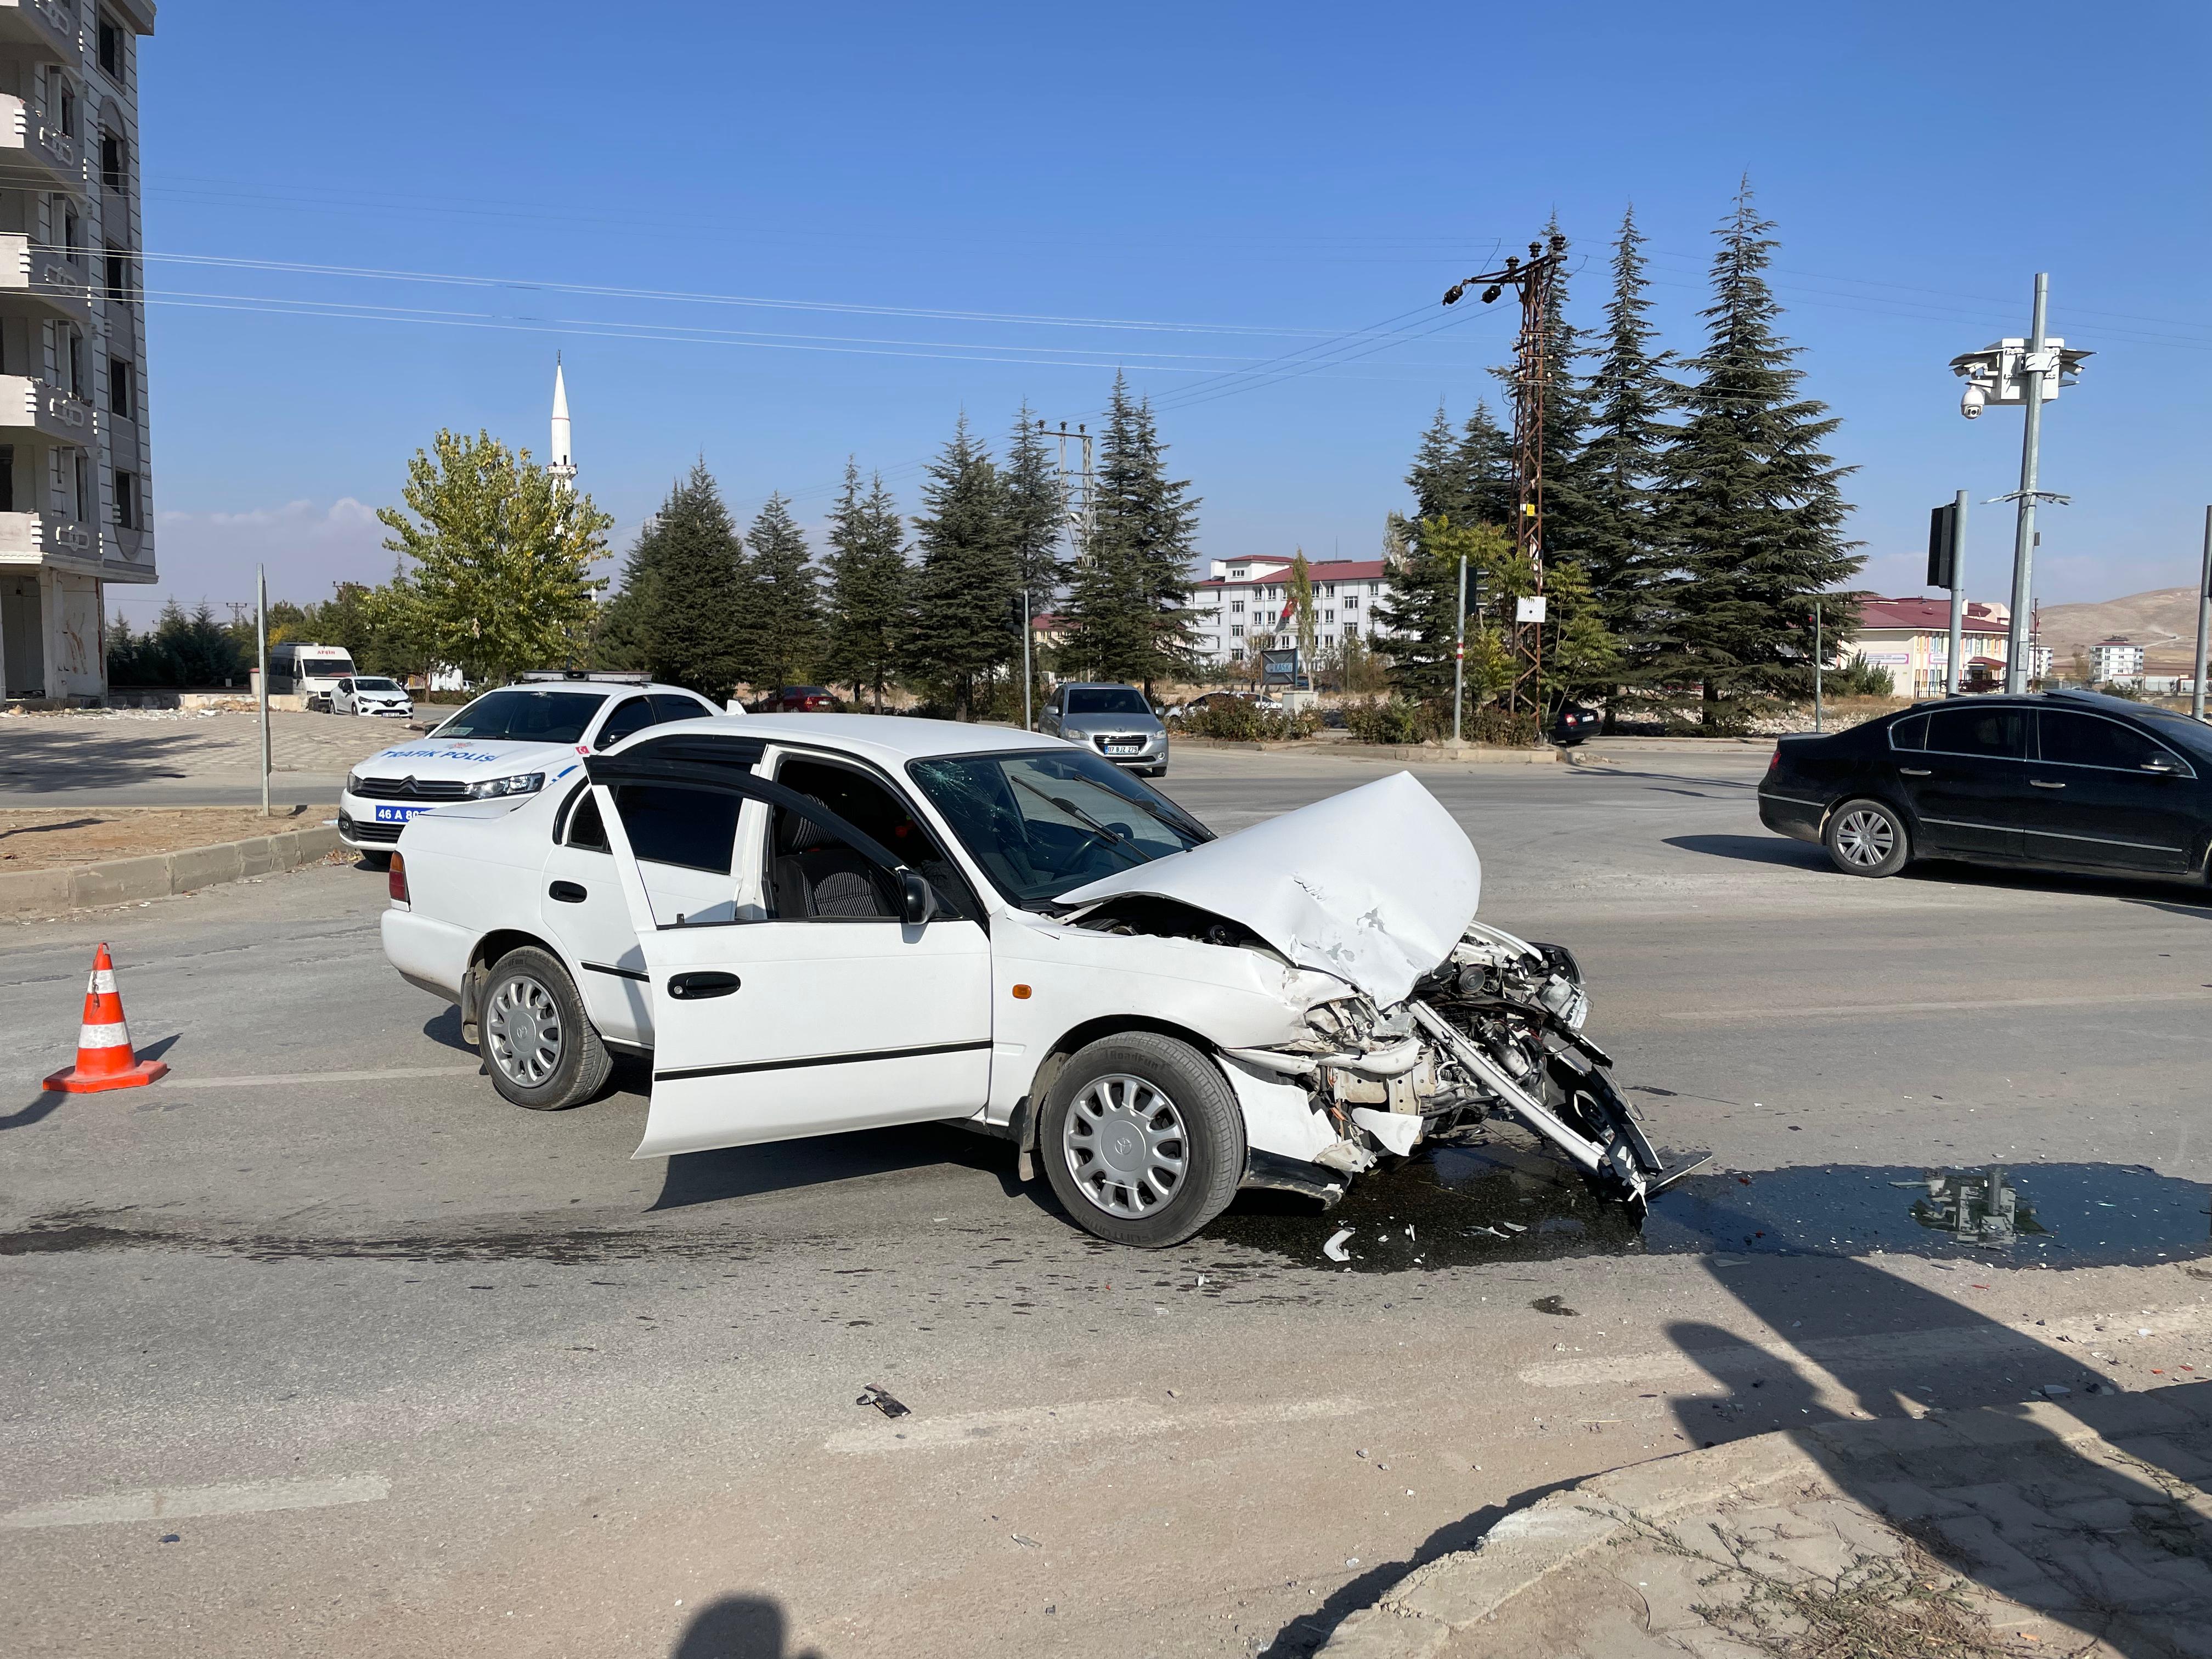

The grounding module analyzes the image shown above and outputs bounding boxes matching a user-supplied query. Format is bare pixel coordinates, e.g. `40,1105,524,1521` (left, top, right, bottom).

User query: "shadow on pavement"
1673,1253,2212,1656
0,1089,64,1131
0,726,208,792
1664,833,1832,871
1259,1479,1583,1657
650,1122,1024,1212
668,1595,822,1658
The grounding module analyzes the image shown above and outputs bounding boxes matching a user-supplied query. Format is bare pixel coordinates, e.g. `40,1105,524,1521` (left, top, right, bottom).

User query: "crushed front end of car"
1057,771,1695,1210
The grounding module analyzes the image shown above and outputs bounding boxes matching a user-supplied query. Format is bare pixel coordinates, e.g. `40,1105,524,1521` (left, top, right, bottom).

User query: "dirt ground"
0,804,334,870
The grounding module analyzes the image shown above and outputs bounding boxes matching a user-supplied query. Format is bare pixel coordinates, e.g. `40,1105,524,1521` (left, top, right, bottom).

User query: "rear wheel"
357,850,392,872
1824,798,1910,878
1040,1032,1244,1248
479,946,612,1110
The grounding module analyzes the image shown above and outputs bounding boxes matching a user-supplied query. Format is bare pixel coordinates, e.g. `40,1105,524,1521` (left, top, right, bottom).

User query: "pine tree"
619,461,748,702
1581,205,1673,654
820,461,910,709
1647,180,1861,729
1062,374,1200,691
905,415,1015,720
739,493,822,693
1001,408,1064,610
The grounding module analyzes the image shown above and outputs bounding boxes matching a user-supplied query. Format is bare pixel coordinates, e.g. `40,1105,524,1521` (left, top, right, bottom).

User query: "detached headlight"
467,771,545,799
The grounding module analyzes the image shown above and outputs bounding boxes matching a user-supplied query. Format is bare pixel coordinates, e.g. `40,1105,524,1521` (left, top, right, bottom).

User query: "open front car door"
585,744,993,1160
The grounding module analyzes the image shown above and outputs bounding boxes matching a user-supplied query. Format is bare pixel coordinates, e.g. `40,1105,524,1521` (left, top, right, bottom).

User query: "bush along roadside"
1176,699,1320,742
1340,696,1540,748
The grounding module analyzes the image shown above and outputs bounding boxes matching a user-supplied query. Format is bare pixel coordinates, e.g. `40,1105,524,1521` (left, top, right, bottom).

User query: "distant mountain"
2037,587,2203,672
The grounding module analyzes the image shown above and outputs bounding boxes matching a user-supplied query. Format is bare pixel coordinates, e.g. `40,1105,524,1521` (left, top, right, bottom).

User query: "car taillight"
388,853,409,904
1767,749,1780,772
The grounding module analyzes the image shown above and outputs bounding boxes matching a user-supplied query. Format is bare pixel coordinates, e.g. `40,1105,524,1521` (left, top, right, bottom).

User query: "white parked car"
379,715,1675,1247
337,672,721,868
330,675,415,719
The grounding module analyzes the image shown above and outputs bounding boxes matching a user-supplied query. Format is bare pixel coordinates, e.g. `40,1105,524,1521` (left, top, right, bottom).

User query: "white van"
269,642,358,712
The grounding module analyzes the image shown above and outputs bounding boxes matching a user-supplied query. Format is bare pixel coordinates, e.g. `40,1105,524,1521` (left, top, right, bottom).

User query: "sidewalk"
1320,1386,2212,1658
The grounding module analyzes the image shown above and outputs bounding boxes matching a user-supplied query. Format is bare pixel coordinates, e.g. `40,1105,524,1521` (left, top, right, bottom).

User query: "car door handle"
2030,779,2066,789
1899,768,1932,776
668,972,741,1000
548,880,589,903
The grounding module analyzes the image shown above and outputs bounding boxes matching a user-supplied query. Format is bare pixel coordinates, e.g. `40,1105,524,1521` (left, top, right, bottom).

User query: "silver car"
1041,681,1170,776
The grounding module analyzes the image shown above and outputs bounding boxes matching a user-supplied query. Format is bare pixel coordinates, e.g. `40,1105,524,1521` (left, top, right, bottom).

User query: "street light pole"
1812,599,1824,735
2194,505,2212,722
2004,275,2050,695
1451,553,1467,746
1946,490,1968,697
256,563,270,818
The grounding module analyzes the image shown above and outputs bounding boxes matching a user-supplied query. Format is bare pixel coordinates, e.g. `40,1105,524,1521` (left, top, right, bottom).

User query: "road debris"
1531,1295,1579,1317
1323,1227,1355,1262
856,1384,910,1419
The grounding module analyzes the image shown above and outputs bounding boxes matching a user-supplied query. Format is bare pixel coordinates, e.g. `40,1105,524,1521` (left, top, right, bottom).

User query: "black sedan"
1759,690,2212,882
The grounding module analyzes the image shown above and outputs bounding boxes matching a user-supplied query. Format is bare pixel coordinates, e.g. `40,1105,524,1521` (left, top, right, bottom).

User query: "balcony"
0,508,94,567
0,0,78,62
0,231,88,323
0,93,81,189
0,374,88,441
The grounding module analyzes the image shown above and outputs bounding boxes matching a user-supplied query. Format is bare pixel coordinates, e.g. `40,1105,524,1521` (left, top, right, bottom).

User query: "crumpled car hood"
1057,770,1481,1006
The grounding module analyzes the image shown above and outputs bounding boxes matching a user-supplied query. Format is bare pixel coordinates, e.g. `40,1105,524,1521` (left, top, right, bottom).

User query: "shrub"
1831,654,1895,697
1180,697,1318,742
1342,697,1428,744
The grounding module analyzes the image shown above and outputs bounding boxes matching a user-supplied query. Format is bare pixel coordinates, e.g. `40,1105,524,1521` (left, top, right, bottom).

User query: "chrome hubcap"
1836,809,1895,867
487,974,563,1086
1063,1073,1187,1219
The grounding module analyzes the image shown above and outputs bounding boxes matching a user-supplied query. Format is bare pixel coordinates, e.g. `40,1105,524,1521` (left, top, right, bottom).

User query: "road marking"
1519,1304,2212,1390
182,1065,480,1090
1,1473,390,1529
1658,990,2212,1023
827,1393,1362,1454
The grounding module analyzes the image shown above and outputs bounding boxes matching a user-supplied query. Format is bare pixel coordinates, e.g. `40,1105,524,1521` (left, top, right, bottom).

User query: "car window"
909,749,1209,909
336,678,352,693
432,689,604,744
2038,711,2183,772
609,783,740,873
1888,713,1928,751
562,788,610,853
768,757,976,921
356,678,400,692
1925,707,2027,760
1065,688,1151,716
649,693,711,724
597,697,657,748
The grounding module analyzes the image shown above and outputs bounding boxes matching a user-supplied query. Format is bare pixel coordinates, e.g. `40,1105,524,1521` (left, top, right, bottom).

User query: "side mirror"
2142,755,2178,775
898,869,936,927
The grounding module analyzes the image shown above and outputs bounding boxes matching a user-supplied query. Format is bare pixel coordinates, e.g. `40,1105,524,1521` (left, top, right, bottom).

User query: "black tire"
478,946,613,1110
357,850,392,872
1824,797,1911,878
1039,1031,1245,1248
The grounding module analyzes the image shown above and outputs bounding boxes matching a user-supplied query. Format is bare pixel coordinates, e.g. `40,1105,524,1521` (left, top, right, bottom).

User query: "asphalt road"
4,744,2211,1659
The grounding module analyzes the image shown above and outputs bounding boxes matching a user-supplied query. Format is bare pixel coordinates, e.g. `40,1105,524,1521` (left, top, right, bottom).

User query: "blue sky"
134,0,2211,624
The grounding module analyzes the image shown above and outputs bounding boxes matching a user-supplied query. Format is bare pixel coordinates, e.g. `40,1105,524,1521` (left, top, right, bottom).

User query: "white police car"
338,672,724,868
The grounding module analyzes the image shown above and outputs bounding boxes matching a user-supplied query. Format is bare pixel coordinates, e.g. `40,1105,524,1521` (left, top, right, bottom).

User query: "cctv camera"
1961,385,1986,420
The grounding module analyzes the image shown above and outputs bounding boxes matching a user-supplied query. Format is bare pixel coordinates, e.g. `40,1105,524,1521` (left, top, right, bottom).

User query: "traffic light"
1003,594,1026,636
1926,503,1961,590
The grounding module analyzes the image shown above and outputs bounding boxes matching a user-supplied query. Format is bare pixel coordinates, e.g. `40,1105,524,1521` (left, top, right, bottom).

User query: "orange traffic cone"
42,943,168,1093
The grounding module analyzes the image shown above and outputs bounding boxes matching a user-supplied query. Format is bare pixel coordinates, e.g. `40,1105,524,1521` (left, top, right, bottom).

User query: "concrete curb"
0,826,347,920
1172,736,1561,765
1317,1387,2212,1657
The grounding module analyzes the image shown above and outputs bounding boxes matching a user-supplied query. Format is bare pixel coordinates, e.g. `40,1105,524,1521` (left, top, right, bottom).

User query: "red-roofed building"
1188,555,1408,665
1851,595,2012,696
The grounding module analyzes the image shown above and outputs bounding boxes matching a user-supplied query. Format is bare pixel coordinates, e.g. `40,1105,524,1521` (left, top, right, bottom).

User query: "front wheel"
1825,798,1910,878
1039,1032,1245,1248
479,946,612,1110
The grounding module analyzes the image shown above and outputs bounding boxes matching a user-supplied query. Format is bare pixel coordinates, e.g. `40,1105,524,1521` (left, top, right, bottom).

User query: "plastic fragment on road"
856,1384,910,1419
1323,1228,1355,1263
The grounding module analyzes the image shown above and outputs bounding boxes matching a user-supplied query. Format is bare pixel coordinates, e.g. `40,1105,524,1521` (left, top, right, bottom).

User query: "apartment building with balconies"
0,0,153,703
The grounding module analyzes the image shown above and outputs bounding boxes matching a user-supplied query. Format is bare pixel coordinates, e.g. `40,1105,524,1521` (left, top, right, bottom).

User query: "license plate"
372,804,433,822
1105,742,1141,754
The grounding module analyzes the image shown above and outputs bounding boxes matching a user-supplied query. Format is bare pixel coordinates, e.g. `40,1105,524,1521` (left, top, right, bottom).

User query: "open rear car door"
585,744,993,1160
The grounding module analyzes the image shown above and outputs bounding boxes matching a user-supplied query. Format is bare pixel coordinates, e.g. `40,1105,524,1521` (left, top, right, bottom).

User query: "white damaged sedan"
380,715,1680,1247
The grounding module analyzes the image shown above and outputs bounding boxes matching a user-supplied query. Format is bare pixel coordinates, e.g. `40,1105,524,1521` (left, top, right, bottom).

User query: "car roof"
1900,690,2166,719
640,712,1067,764
1062,681,1141,690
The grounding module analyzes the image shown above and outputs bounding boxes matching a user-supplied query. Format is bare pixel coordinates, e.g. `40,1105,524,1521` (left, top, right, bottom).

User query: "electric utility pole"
1045,421,1095,566
2194,506,2211,722
1443,232,1568,723
1950,275,2090,695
